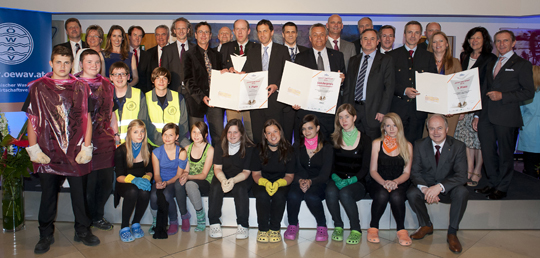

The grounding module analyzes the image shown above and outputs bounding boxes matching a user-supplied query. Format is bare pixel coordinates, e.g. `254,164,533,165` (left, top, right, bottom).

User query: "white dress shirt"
313,47,331,72
70,40,83,58
176,40,190,60
328,36,341,50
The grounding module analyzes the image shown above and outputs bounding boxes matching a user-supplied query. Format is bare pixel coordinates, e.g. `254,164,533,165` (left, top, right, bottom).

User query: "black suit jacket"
55,40,89,57
134,49,152,93
183,45,223,118
410,136,467,193
460,52,497,87
146,46,160,76
160,41,196,92
479,53,535,127
220,40,256,69
343,51,395,128
294,47,345,73
352,39,362,55
387,46,437,120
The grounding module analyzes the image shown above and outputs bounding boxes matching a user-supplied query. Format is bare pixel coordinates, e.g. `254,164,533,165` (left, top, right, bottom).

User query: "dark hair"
195,22,212,34
79,48,100,62
162,123,179,136
86,25,104,41
259,119,292,165
191,121,209,143
494,30,516,42
299,114,324,153
404,21,422,34
256,19,274,32
51,45,73,62
361,28,379,40
128,25,145,38
282,22,297,32
233,19,250,30
151,67,171,85
109,61,130,76
379,25,396,36
221,119,254,158
65,18,81,30
462,27,493,55
104,25,130,60
171,17,192,38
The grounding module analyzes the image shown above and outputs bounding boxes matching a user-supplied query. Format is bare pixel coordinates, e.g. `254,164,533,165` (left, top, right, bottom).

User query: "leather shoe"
474,186,494,194
410,225,433,240
487,190,507,200
74,231,100,246
34,235,54,254
447,234,462,253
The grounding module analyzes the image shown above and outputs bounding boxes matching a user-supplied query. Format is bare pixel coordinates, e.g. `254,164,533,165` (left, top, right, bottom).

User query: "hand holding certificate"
209,70,268,110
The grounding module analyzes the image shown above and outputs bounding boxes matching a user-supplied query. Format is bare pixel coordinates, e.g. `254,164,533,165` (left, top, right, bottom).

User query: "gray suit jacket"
326,38,356,71
410,136,467,193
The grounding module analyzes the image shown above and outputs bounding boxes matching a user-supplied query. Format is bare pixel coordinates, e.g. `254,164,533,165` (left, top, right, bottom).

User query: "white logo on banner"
0,22,34,65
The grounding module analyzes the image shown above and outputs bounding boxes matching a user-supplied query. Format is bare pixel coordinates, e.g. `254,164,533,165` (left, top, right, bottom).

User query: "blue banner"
0,8,51,103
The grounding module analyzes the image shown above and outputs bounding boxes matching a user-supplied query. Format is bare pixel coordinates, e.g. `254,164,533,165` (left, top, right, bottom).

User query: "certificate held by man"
278,61,341,114
416,68,482,115
209,70,268,110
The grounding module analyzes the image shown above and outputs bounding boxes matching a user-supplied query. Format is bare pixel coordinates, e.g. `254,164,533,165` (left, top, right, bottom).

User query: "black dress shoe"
474,186,494,194
487,190,507,200
34,235,54,254
74,231,101,246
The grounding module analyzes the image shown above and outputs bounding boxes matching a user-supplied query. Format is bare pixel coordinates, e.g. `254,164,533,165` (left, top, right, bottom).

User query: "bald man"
215,26,232,52
353,17,374,55
418,22,441,50
326,14,356,71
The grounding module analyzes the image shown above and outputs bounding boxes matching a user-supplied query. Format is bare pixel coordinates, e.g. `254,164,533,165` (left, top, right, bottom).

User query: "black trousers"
478,120,517,192
523,152,540,178
354,102,382,141
207,176,251,228
117,183,151,228
368,181,409,230
403,115,426,146
406,185,468,230
253,184,289,231
38,173,91,237
287,183,326,227
325,180,366,231
86,167,114,222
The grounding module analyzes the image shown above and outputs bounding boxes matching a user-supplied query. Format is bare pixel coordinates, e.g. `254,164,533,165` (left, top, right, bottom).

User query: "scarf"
305,135,318,150
229,141,240,156
342,127,359,147
383,135,398,153
132,141,142,158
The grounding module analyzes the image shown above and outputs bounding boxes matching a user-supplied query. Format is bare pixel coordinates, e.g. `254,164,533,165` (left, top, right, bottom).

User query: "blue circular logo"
0,23,34,65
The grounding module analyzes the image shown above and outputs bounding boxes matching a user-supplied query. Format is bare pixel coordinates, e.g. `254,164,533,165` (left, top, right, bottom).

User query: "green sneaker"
195,209,206,232
148,216,156,235
331,227,343,241
346,230,362,245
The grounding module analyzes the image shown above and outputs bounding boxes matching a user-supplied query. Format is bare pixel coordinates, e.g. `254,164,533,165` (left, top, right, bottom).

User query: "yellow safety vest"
115,87,141,144
146,89,182,146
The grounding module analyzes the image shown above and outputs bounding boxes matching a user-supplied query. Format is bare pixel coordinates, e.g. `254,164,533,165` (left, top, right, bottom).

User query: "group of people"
24,14,538,255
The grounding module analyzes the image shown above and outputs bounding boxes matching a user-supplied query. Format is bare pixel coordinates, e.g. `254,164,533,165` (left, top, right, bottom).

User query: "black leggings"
287,183,326,227
325,180,366,231
207,176,251,228
253,184,289,231
368,181,409,230
118,183,151,228
86,167,115,222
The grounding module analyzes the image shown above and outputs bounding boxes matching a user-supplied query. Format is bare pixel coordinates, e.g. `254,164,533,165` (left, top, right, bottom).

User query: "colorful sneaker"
119,227,135,242
148,216,156,235
346,230,362,245
315,226,328,241
195,209,206,232
167,220,179,235
284,224,299,240
181,212,191,232
269,230,282,243
257,230,269,243
131,223,144,239
236,225,249,239
209,224,222,238
331,227,344,241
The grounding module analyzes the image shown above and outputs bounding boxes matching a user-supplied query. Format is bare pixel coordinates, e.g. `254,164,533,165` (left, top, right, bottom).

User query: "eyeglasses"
111,73,128,77
197,30,210,35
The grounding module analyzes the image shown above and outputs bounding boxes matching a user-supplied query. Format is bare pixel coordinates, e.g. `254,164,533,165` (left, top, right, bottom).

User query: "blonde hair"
125,119,150,168
378,113,411,165
331,103,357,148
533,65,540,91
428,31,455,72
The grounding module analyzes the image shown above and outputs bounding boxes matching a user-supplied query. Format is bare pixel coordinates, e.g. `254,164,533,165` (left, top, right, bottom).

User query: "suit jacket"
387,46,437,120
160,41,196,92
55,40,89,57
343,51,395,128
146,45,160,77
134,49,152,93
418,41,428,50
220,40,256,69
410,136,467,193
460,52,497,87
294,47,345,73
326,38,356,71
183,45,223,118
479,53,535,127
352,39,362,55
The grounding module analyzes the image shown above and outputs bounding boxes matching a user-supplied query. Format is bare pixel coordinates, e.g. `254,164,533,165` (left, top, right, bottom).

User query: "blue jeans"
150,183,178,222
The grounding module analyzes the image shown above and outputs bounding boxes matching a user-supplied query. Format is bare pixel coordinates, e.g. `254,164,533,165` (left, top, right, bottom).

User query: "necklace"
342,127,358,146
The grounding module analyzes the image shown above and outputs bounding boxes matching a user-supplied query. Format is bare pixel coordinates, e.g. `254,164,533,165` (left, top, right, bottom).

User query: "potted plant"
0,111,32,232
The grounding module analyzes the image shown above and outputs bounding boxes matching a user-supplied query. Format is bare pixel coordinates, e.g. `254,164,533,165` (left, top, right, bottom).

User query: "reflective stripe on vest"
146,90,182,146
115,87,141,144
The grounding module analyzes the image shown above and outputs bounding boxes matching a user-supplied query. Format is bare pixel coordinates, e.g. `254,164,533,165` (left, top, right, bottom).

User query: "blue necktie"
262,46,269,71
355,55,370,101
289,47,296,62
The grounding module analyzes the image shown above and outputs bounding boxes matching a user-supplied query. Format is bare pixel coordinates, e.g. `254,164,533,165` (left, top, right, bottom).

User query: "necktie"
75,43,80,54
333,40,339,51
180,43,185,63
409,50,414,62
159,47,162,67
493,56,505,78
317,51,324,71
385,51,389,54
354,55,370,101
262,46,269,71
435,145,441,166
290,47,296,62
134,48,139,67
239,45,244,55
204,50,212,85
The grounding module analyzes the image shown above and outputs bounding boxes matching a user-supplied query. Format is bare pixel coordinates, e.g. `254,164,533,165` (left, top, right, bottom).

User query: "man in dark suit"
161,17,195,94
221,19,256,140
183,22,224,147
472,30,535,200
326,14,356,71
243,19,291,144
418,22,441,50
128,26,152,93
378,25,396,54
293,23,345,142
343,29,394,140
352,17,373,55
54,18,88,59
407,114,469,253
215,26,232,52
388,21,437,144
146,25,170,80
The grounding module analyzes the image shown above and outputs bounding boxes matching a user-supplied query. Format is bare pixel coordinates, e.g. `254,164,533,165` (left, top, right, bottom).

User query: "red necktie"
239,45,244,55
134,48,139,67
333,40,339,51
159,47,162,67
409,50,414,63
180,43,185,63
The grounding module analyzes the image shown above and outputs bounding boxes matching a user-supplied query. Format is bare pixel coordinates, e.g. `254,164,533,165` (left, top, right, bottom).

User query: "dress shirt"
286,44,299,56
260,41,273,60
70,40,83,58
176,40,190,59
217,44,222,52
493,50,514,74
417,138,447,193
158,46,164,65
468,57,476,70
328,36,341,50
130,46,141,60
380,48,392,54
357,50,376,101
238,41,248,55
404,45,418,58
312,47,331,72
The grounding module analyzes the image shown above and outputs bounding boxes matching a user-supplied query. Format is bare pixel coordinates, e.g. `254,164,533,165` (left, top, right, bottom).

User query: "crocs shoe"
236,225,249,239
131,223,144,239
209,224,222,238
397,229,412,246
269,230,282,243
257,230,269,243
181,212,191,232
284,224,299,240
148,217,156,235
119,227,135,242
167,220,179,235
315,226,328,241
346,230,362,245
367,228,380,243
331,227,344,241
